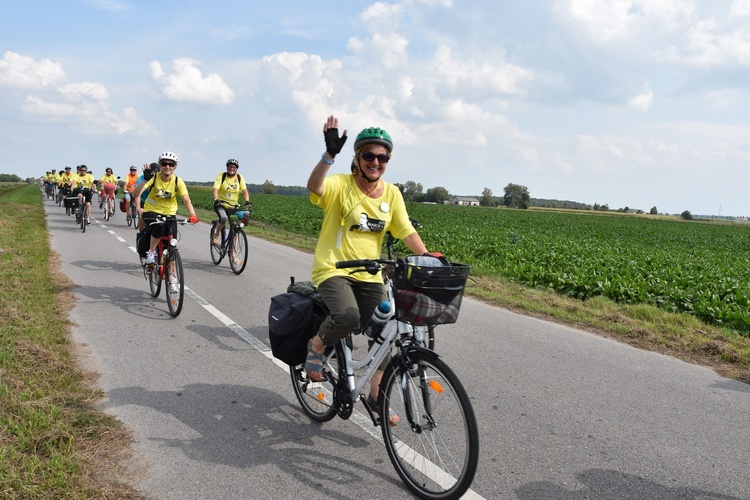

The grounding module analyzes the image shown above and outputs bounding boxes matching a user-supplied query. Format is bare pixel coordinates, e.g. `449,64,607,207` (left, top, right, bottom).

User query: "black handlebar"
336,258,396,275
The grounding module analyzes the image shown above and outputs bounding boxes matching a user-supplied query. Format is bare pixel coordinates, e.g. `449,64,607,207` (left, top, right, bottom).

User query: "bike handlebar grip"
335,259,369,269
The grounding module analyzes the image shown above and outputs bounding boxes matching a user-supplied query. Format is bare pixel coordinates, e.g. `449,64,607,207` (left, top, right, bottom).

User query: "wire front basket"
393,256,470,326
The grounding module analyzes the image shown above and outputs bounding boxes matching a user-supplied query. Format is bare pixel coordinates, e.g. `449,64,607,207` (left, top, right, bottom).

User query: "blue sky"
2,0,750,216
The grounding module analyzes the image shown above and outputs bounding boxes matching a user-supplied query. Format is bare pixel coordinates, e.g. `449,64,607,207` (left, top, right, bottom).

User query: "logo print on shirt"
350,212,385,234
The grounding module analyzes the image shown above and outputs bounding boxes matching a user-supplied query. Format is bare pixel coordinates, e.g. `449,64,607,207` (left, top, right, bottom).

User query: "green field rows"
190,188,750,333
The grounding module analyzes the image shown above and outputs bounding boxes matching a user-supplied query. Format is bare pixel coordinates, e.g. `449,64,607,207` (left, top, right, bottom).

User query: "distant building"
451,196,480,206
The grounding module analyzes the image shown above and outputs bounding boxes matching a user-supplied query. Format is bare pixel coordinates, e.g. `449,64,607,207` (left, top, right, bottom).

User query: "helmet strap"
356,160,379,184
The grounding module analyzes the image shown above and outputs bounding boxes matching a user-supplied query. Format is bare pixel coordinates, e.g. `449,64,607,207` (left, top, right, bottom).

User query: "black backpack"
268,280,327,366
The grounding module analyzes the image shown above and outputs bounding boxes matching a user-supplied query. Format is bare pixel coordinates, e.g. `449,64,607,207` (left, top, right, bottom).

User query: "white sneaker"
169,281,179,293
145,251,156,264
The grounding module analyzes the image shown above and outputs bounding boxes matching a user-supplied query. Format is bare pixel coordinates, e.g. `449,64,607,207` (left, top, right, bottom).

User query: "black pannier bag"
268,280,327,366
135,228,150,258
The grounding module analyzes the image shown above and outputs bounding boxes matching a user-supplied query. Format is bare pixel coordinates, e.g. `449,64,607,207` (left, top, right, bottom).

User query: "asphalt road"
46,198,750,499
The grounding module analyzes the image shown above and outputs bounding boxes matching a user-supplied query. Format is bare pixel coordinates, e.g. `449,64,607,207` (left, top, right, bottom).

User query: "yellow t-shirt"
310,173,415,285
212,172,247,205
142,174,188,215
59,172,73,186
75,173,95,190
100,174,118,188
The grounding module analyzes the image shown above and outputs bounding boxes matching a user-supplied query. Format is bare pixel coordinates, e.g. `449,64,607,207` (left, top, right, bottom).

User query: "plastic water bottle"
364,300,391,339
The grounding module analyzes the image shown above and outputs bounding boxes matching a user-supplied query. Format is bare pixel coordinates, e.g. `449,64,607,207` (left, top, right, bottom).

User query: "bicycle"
289,257,478,500
101,182,117,222
141,216,190,317
55,184,65,206
125,197,139,229
78,188,94,233
209,205,250,275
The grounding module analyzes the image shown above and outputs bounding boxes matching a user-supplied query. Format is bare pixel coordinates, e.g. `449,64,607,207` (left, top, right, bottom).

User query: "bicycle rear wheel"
380,351,479,500
228,227,248,274
209,223,224,265
289,363,337,422
165,249,184,317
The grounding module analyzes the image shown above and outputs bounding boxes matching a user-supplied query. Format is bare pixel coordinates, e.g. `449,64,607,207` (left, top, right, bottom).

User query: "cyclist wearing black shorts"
74,165,95,224
133,151,199,264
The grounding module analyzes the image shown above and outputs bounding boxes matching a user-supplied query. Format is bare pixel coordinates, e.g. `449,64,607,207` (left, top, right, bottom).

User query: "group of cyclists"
41,153,251,262
42,163,144,225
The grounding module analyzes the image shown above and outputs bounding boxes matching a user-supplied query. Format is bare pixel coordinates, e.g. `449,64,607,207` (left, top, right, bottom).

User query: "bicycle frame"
316,263,433,428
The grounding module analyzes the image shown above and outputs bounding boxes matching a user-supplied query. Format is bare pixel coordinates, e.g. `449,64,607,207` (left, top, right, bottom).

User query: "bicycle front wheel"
81,207,86,232
209,223,223,265
165,249,184,317
228,227,248,274
104,199,110,221
380,351,479,500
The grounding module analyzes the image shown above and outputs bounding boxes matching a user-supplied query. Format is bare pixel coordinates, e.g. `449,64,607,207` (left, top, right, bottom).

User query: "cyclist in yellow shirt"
211,158,251,245
98,167,118,209
303,116,430,425
74,165,96,224
133,151,199,264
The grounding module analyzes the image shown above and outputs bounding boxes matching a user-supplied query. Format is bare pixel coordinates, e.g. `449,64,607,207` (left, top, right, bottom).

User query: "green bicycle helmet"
354,127,393,152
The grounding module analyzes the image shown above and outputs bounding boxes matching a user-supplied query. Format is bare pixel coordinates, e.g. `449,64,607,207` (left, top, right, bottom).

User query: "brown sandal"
304,340,327,382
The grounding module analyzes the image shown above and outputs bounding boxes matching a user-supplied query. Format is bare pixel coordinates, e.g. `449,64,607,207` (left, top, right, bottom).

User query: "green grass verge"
0,183,141,498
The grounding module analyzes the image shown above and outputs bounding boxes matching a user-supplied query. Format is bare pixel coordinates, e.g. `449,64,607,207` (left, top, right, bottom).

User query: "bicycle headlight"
170,238,178,247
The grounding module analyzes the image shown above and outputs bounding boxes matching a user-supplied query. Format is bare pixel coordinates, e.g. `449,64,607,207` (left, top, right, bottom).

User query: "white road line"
104,223,483,499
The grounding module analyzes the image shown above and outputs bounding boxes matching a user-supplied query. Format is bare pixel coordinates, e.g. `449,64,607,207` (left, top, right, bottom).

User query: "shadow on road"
106,383,402,498
516,468,742,500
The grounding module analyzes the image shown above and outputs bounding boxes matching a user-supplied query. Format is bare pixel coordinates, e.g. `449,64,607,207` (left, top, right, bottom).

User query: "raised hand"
323,115,347,157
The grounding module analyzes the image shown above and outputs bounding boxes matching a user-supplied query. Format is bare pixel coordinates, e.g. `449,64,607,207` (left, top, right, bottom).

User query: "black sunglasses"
358,151,391,164
160,161,176,168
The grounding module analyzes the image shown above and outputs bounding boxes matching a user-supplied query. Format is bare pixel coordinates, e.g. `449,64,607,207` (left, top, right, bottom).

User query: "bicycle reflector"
428,380,444,393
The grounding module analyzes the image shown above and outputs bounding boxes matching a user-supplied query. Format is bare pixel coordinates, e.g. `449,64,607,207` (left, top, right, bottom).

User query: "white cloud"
0,51,155,137
0,51,65,89
629,85,654,110
429,45,532,97
730,0,750,18
560,0,638,42
680,19,750,66
150,58,235,105
259,51,344,123
60,82,110,102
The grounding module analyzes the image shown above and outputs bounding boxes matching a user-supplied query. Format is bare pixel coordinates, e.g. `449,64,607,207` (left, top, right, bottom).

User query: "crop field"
190,188,750,333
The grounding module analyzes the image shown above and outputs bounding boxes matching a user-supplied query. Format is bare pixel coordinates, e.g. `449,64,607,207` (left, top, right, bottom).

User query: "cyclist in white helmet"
133,152,199,264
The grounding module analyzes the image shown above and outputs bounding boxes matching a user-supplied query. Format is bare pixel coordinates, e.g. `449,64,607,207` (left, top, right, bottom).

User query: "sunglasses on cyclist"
358,151,391,164
160,161,176,168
